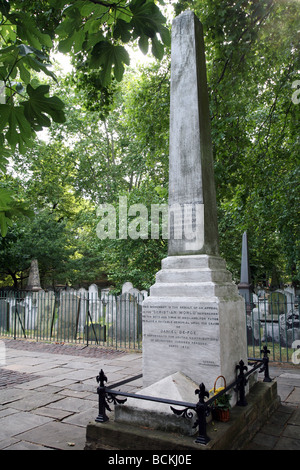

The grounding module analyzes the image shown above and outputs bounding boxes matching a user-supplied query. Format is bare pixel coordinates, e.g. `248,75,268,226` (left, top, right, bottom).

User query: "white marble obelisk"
142,11,248,390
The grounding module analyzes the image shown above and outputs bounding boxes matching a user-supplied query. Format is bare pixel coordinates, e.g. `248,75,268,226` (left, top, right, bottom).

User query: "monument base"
142,255,249,391
85,380,279,450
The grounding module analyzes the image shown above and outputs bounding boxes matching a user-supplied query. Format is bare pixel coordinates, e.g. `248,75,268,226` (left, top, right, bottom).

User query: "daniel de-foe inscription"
143,303,220,367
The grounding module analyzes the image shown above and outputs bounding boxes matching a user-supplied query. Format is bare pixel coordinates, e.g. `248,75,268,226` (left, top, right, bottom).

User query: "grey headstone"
57,292,80,341
27,259,42,291
33,291,55,337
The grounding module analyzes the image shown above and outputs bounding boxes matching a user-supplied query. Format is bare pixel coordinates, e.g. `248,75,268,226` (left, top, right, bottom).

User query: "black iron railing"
94,346,272,445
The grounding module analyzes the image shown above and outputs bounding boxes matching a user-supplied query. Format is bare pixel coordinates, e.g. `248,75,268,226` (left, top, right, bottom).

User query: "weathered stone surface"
168,11,218,256
26,259,42,291
115,372,198,435
142,254,247,390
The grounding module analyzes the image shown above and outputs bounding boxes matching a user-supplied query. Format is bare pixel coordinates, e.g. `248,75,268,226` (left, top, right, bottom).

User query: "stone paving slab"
274,436,300,450
286,387,300,403
12,420,87,450
0,339,299,451
6,390,64,412
32,406,73,421
0,411,53,441
0,339,136,450
4,440,52,450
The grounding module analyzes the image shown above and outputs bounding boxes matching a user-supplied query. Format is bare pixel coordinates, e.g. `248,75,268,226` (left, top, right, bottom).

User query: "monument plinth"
142,11,248,391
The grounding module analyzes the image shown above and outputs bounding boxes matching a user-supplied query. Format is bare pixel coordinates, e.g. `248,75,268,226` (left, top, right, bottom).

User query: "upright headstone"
78,287,88,332
34,290,55,338
57,291,80,341
142,11,248,390
116,293,139,343
122,282,134,294
89,284,100,323
26,259,42,291
0,299,9,331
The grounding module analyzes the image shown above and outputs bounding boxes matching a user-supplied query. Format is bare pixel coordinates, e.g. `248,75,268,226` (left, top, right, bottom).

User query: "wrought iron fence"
1,289,299,362
0,289,144,350
94,346,272,446
244,292,300,363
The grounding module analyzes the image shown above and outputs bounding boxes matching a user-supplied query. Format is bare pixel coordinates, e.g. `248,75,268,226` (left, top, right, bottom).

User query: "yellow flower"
209,386,224,397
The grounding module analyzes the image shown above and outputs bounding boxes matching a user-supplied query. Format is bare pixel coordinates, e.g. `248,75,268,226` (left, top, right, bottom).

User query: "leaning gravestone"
269,291,287,317
122,281,134,294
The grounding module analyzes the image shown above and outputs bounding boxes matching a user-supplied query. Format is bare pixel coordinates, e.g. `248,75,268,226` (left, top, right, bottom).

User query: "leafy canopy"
0,0,170,235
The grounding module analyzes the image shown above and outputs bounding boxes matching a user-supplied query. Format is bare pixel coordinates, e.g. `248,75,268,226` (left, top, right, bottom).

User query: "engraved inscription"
143,303,219,364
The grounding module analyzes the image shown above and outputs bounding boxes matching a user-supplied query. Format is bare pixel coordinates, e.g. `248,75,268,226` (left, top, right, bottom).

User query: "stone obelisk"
238,231,252,305
142,11,248,390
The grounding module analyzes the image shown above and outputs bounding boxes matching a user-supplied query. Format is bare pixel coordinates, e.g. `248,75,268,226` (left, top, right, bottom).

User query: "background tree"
175,0,300,287
0,0,298,292
0,0,170,235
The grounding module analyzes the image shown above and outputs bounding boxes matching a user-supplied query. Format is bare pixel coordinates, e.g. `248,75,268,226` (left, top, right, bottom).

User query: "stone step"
156,268,232,284
161,255,227,270
149,281,240,298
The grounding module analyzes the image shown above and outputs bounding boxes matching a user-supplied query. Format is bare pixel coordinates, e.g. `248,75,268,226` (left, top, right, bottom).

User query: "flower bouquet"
209,375,231,422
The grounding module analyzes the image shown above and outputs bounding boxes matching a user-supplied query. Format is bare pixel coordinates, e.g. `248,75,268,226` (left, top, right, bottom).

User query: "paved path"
0,339,143,450
0,339,299,450
244,363,300,450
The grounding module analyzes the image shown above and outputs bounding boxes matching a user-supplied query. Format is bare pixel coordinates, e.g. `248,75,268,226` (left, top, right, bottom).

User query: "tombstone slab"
26,259,42,291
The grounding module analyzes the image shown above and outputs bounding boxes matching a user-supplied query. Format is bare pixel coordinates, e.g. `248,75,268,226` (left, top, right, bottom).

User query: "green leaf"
138,34,149,54
130,0,166,38
0,104,10,133
17,44,36,57
17,61,31,84
22,84,66,130
91,42,130,85
25,56,57,82
80,3,97,16
113,19,132,43
159,26,171,47
13,12,53,50
151,36,164,60
3,105,32,150
58,33,76,53
73,28,86,54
